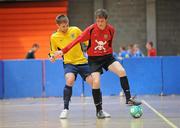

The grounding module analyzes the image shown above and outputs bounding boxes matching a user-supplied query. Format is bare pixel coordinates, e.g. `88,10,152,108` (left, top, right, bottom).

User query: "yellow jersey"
49,26,88,65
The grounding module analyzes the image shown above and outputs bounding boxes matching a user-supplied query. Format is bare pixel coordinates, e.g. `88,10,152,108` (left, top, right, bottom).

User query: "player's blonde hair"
55,15,69,25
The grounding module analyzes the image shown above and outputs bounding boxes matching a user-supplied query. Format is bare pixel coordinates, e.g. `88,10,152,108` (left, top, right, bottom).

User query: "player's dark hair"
121,46,126,50
95,9,108,19
56,15,69,25
32,43,39,48
128,44,134,49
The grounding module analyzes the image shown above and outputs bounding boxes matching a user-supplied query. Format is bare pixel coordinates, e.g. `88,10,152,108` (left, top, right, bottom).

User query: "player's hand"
54,50,63,58
49,56,56,63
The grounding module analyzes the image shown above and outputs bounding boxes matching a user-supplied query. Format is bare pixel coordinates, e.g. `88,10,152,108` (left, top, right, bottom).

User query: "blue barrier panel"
101,71,121,96
0,61,3,99
123,57,162,95
162,56,180,94
45,60,83,97
84,82,91,96
44,60,65,97
3,60,43,98
72,75,83,96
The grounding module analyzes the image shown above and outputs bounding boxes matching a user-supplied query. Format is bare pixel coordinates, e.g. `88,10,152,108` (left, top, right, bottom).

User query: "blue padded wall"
72,75,84,96
44,60,84,97
44,60,65,97
84,82,92,96
0,61,3,99
162,56,180,94
101,71,121,96
1,56,180,99
123,57,162,95
3,60,42,98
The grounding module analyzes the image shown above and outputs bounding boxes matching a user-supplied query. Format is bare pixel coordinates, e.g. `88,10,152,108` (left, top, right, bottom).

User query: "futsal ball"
130,105,143,118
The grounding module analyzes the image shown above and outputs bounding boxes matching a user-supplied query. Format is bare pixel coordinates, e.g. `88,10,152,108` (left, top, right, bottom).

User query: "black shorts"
63,63,91,80
88,54,116,74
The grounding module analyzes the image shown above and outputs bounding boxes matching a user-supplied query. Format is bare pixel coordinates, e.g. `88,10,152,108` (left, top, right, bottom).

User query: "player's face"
57,22,69,33
120,47,123,52
146,43,151,50
96,17,107,30
32,47,39,52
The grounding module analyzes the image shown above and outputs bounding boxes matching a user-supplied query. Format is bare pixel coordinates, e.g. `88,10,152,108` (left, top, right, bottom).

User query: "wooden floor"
0,96,180,128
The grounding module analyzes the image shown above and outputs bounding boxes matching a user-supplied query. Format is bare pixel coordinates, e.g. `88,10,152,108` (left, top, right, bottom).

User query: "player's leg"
91,72,111,118
60,73,76,119
88,56,112,118
91,72,104,118
78,64,103,117
85,75,93,86
63,73,75,110
87,57,110,119
60,64,78,119
108,61,141,106
78,63,110,118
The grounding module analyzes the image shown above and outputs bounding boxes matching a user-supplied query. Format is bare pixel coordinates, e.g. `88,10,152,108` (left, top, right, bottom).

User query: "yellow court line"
142,100,178,128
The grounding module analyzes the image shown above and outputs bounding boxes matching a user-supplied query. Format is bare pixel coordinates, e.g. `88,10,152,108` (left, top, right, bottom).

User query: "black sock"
120,76,131,101
63,85,72,110
92,89,102,113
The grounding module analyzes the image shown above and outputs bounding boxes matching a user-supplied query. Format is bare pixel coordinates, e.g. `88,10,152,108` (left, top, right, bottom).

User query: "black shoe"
126,97,142,106
96,110,105,119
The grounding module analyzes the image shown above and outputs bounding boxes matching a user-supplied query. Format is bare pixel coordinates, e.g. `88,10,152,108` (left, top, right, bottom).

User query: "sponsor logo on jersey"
71,33,75,39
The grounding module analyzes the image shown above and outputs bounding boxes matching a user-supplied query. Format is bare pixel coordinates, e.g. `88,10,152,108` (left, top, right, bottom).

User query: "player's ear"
56,24,60,27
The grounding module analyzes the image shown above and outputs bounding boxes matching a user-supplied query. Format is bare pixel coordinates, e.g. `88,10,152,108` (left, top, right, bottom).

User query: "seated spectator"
132,44,144,57
146,41,157,56
118,46,130,60
26,43,40,59
127,44,134,57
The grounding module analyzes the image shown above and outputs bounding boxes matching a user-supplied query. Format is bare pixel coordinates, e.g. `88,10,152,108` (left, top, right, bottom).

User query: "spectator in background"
118,46,130,60
146,41,157,56
26,43,40,59
127,44,134,57
113,52,119,60
133,44,144,57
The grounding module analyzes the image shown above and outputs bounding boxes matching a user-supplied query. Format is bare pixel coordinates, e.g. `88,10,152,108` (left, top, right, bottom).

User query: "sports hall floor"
0,96,179,128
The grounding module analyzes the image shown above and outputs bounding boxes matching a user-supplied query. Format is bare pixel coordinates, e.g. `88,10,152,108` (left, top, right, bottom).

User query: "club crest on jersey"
71,33,75,39
104,34,108,39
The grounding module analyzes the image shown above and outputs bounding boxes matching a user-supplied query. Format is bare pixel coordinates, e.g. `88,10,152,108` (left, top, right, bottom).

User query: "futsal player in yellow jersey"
49,15,95,119
49,24,88,65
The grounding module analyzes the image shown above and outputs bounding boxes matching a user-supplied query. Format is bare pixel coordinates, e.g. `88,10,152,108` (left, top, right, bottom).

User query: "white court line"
142,100,178,128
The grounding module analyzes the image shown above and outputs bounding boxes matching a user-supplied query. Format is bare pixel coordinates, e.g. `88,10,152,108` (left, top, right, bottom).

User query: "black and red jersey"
62,23,115,56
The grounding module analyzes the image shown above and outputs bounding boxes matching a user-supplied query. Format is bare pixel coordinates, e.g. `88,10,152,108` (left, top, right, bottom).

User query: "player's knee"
86,75,93,86
93,78,100,86
66,77,75,86
119,68,126,77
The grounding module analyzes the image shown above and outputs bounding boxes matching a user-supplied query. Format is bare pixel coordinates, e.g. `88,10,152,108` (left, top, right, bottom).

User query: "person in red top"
146,41,157,56
55,9,141,119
